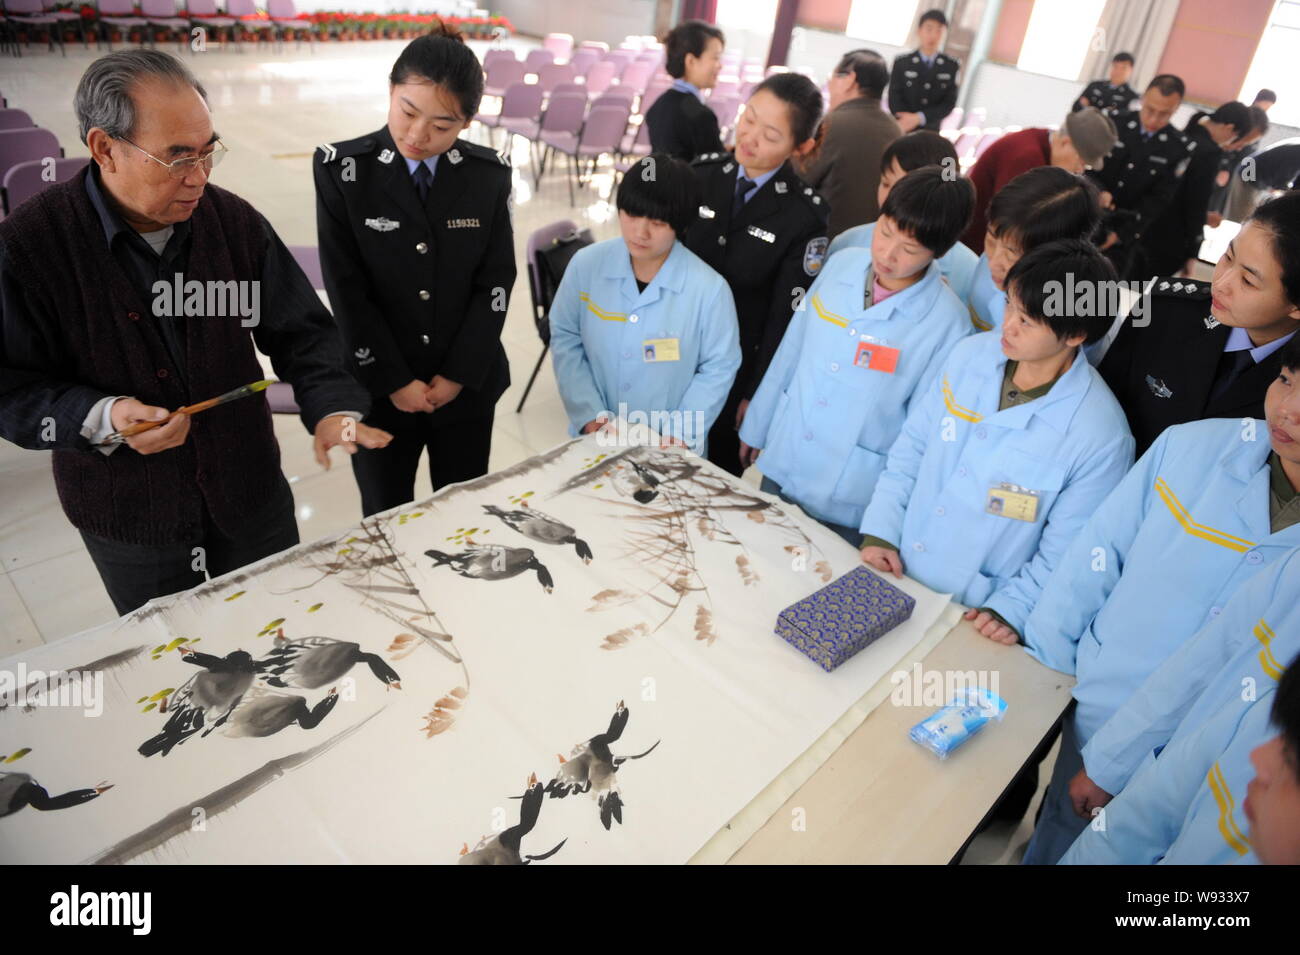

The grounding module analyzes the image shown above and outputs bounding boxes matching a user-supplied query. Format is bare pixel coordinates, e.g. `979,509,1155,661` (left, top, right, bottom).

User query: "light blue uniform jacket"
859,332,1134,633
549,237,741,455
1023,418,1300,744
827,222,980,303
967,253,1006,332
1081,547,1300,796
739,249,970,529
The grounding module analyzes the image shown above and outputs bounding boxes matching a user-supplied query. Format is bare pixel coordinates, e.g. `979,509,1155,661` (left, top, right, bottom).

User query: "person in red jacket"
962,108,1117,254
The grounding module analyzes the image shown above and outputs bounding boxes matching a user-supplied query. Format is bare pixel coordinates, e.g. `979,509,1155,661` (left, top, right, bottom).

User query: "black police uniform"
644,87,725,162
682,152,829,475
1088,116,1192,279
313,127,516,516
1098,277,1287,456
1140,114,1225,276
1073,80,1138,118
887,50,960,131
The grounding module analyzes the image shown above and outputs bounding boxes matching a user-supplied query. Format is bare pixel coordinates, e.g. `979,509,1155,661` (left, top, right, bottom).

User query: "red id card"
854,340,900,373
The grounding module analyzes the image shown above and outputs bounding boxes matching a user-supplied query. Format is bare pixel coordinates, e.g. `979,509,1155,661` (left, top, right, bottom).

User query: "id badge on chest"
643,338,680,362
986,483,1040,523
854,335,900,373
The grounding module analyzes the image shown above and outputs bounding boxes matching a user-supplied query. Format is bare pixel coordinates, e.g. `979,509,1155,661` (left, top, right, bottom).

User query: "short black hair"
1248,105,1270,137
1005,238,1118,345
1210,101,1254,140
617,153,700,236
1270,654,1300,783
1246,191,1300,308
1255,88,1278,104
1280,333,1300,373
833,48,888,100
1112,52,1135,65
988,166,1101,252
663,19,724,79
752,72,823,144
389,23,483,120
879,165,974,258
880,130,958,176
919,8,947,28
1146,73,1186,98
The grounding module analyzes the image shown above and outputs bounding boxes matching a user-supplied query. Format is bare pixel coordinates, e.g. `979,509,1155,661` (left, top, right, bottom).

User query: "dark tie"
412,161,433,202
733,176,755,217
1210,347,1255,404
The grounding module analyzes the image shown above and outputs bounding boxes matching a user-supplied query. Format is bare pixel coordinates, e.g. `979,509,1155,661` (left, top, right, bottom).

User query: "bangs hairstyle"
988,166,1101,251
752,72,823,144
389,23,483,120
617,154,700,236
1005,238,1118,345
879,165,975,258
664,19,724,79
1280,333,1300,373
1246,191,1300,308
880,130,958,176
1271,657,1300,782
1210,101,1254,140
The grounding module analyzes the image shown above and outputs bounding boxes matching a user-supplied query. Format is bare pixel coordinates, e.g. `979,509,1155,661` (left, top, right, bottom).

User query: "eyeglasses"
120,138,228,178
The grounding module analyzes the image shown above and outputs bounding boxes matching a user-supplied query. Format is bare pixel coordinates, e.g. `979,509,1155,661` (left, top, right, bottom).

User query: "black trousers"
351,396,494,517
80,475,299,617
706,378,747,477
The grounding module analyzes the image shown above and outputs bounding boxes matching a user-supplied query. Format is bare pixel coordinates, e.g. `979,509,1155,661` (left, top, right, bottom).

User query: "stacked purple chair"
5,0,64,56
141,0,191,50
3,156,87,214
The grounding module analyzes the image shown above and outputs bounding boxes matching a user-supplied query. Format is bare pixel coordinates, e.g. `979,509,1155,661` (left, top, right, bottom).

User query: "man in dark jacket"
0,51,388,616
1074,52,1138,118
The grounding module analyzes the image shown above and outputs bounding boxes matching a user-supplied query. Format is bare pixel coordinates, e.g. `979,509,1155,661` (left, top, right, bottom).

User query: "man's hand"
738,440,760,469
1098,190,1114,210
895,112,921,133
581,417,611,435
963,608,1018,645
313,414,392,469
111,398,190,454
1215,170,1230,188
1207,211,1224,229
860,545,904,578
425,375,463,411
1099,231,1120,251
660,434,687,448
734,397,750,432
1069,768,1113,820
390,379,434,413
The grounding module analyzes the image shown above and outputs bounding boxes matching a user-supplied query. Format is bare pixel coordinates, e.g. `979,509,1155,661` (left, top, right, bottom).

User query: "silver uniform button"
421,334,430,344
629,314,639,324
718,236,727,246
419,290,431,300
416,242,428,254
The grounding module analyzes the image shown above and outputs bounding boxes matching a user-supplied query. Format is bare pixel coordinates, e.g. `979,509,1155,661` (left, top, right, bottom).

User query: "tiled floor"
0,39,1042,863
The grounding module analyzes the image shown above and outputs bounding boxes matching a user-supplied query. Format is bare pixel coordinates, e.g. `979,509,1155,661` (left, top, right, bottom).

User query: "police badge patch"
364,217,400,232
803,236,828,277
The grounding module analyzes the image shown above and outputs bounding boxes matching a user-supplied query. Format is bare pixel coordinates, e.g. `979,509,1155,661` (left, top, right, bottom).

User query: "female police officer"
314,25,515,516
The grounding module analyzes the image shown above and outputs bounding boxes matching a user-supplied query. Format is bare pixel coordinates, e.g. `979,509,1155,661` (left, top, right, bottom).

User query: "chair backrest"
484,58,526,92
967,106,988,127
0,109,34,131
498,82,544,121
550,82,586,100
8,0,49,13
540,93,587,134
141,0,181,16
579,104,632,152
0,128,62,181
536,62,576,95
287,244,324,290
584,61,617,95
482,48,518,72
618,62,654,94
578,40,609,52
97,0,137,14
631,118,651,151
951,128,980,161
592,89,635,111
223,0,256,16
3,156,88,214
708,96,740,130
973,129,1003,159
523,49,555,73
187,0,224,15
940,106,964,131
542,33,573,60
711,79,740,100
569,48,600,78
527,218,578,315
266,0,297,19
639,79,672,114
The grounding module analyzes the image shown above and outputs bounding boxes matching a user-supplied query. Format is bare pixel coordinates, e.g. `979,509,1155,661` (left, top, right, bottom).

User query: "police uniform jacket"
1074,80,1137,118
1089,116,1191,246
887,50,960,130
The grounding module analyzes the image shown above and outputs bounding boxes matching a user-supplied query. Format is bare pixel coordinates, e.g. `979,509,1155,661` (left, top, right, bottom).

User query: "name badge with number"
986,483,1040,523
854,337,900,373
643,338,680,362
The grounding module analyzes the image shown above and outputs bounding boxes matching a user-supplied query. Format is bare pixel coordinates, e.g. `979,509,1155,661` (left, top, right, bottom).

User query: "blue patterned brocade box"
775,565,916,672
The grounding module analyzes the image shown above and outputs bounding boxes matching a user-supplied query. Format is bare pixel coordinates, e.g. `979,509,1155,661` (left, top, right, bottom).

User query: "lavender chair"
484,57,526,100
617,61,655,96
535,62,576,97
40,0,89,48
534,92,587,195
267,0,310,51
591,89,635,111
568,48,599,79
967,106,988,127
186,0,235,47
516,217,581,412
583,60,617,98
0,108,33,130
616,116,650,164
140,0,190,50
542,32,572,61
0,128,62,184
482,48,517,71
484,82,543,153
577,39,608,53
568,103,631,204
639,78,671,114
708,96,740,137
711,79,741,100
550,81,586,100
2,156,87,213
95,0,143,48
973,129,1004,160
5,0,64,55
522,48,554,76
224,0,273,47
288,244,324,290
940,106,964,131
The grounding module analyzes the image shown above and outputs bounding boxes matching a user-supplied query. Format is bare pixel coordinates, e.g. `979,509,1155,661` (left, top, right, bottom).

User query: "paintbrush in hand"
102,379,275,444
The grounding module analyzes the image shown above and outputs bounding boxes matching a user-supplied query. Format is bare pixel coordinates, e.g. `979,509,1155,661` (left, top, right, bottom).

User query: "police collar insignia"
378,149,395,164
364,217,400,232
774,181,788,194
699,205,716,219
722,162,735,173
447,148,463,164
1204,315,1221,330
1146,375,1173,398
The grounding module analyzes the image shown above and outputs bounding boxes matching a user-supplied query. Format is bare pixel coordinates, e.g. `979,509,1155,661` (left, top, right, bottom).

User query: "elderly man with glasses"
0,50,390,616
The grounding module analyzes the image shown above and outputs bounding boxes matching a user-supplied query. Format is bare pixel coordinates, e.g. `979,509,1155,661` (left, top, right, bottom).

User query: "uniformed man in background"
314,27,515,517
1088,74,1190,280
1073,52,1138,118
887,9,960,133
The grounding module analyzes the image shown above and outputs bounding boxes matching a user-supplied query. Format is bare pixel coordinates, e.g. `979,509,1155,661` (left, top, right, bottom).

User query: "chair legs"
515,342,551,413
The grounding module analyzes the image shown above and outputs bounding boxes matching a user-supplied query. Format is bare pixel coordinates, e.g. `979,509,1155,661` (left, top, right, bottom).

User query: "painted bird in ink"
425,545,555,593
457,773,567,865
545,701,660,829
621,460,662,504
138,648,258,757
0,772,113,818
258,634,401,691
481,505,594,563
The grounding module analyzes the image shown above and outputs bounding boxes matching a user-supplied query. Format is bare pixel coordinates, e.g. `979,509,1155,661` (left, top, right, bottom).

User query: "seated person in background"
1073,52,1138,118
1100,191,1300,457
859,240,1133,642
644,19,725,162
829,130,978,300
795,48,900,239
960,108,1117,255
738,166,974,545
967,166,1102,333
1062,644,1300,865
548,154,740,455
1010,334,1300,865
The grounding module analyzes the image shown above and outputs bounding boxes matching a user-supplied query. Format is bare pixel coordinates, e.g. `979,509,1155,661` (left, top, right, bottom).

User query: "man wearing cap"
960,108,1118,255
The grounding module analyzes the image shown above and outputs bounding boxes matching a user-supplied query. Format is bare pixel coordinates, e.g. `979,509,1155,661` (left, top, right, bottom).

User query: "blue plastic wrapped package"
909,686,1008,759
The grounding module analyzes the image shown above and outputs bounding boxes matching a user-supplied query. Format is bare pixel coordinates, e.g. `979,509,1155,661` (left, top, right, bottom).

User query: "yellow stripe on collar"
1255,619,1284,681
579,292,626,322
1207,762,1251,856
941,375,983,423
811,293,848,328
969,303,992,332
1154,478,1257,553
